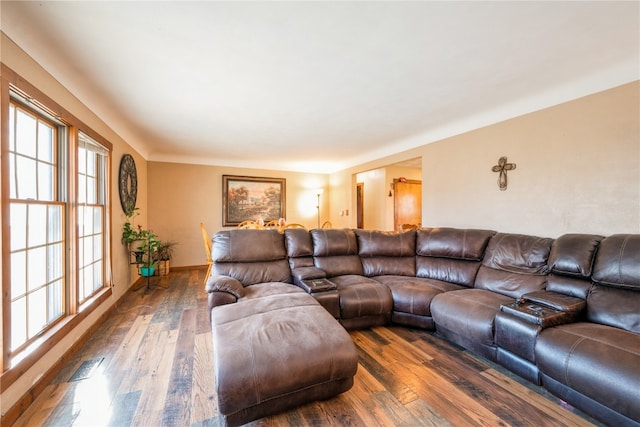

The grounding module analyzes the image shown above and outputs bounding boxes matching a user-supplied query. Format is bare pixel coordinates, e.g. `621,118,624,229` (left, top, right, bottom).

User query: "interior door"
394,179,422,231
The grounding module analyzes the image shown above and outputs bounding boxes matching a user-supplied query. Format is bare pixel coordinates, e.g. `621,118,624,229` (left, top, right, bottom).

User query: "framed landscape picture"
222,175,286,226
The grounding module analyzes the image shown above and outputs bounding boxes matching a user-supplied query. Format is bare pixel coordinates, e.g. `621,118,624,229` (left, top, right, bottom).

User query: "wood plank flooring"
13,269,601,427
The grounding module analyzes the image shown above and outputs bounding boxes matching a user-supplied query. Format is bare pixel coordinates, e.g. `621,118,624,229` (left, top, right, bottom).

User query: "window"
3,79,112,369
8,101,66,353
77,132,108,303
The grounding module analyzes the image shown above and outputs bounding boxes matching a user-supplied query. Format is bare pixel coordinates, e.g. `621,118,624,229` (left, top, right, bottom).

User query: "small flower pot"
140,266,155,277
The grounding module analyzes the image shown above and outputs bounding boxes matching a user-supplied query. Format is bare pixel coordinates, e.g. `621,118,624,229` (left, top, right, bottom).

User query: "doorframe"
356,182,364,229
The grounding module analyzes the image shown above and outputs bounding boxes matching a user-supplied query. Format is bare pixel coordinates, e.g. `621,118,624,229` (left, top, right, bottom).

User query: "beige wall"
147,162,328,268
421,81,639,237
336,81,640,238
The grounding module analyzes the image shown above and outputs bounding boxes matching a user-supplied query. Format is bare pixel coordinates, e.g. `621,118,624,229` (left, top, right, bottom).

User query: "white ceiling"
1,1,638,173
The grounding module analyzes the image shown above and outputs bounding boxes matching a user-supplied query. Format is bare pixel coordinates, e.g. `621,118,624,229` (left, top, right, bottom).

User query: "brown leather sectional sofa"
206,227,639,426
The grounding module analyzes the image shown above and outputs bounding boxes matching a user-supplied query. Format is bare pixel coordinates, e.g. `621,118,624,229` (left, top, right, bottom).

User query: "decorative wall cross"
491,156,516,191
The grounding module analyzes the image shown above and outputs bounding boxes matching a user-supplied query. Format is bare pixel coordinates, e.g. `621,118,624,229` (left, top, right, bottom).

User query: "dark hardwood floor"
13,269,600,426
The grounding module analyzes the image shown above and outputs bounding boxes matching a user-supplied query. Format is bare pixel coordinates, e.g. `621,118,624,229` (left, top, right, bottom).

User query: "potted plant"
154,240,178,276
122,208,161,273
137,230,160,276
122,208,144,251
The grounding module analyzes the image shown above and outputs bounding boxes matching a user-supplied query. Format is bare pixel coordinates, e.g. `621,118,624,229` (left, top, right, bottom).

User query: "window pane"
28,204,47,247
16,156,37,200
84,205,94,234
93,235,102,260
9,153,17,198
38,163,55,201
78,147,86,174
86,176,96,203
38,122,54,163
11,298,27,351
93,208,102,233
78,176,86,204
84,236,93,264
83,265,93,300
10,203,27,250
86,151,95,176
48,243,63,282
15,109,36,157
9,104,16,151
48,280,64,322
48,205,63,243
28,287,47,338
11,251,26,299
27,247,46,292
93,261,103,292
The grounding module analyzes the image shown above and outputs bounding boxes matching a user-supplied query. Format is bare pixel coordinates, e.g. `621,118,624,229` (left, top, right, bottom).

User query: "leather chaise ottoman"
211,288,358,427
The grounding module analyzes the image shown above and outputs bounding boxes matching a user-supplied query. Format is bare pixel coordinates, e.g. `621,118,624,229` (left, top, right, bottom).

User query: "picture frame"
222,175,286,227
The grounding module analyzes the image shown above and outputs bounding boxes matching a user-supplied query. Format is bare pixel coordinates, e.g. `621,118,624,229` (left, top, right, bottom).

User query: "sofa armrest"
205,274,245,299
501,298,581,328
291,267,327,288
208,292,237,313
522,290,586,313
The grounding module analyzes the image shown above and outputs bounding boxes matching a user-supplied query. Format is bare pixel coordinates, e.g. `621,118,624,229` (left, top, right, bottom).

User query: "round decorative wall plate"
118,154,138,214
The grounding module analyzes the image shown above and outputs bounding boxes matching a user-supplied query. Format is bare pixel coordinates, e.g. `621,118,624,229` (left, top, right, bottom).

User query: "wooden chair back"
200,222,214,284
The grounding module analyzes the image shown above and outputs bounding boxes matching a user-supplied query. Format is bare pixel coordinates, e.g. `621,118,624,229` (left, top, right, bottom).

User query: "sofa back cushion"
415,228,495,287
212,229,291,286
545,233,603,298
311,229,363,276
592,234,640,290
355,229,416,277
311,229,359,256
548,233,603,278
284,228,315,269
587,234,640,332
587,285,640,333
475,233,553,298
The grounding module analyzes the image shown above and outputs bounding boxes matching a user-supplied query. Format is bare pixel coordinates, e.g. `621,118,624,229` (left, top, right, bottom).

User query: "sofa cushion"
475,233,553,298
586,285,640,333
481,233,553,274
356,229,416,277
284,228,314,257
242,282,305,301
545,275,593,299
416,228,495,260
535,322,640,422
213,229,287,262
414,228,495,287
361,257,415,277
416,257,482,287
592,234,640,290
314,255,364,277
330,275,392,322
212,229,292,285
375,275,464,317
311,229,358,256
355,229,416,257
431,288,513,349
548,233,603,278
213,260,292,287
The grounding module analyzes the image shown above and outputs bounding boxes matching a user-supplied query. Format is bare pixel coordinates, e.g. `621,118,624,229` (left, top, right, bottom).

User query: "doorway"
393,178,422,231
